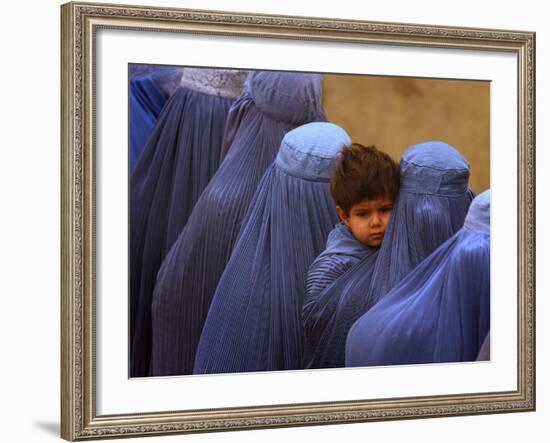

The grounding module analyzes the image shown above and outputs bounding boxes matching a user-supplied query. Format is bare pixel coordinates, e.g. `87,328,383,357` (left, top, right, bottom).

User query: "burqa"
302,141,474,369
130,68,247,376
194,122,350,374
129,66,183,171
302,223,377,365
149,72,326,376
346,190,490,367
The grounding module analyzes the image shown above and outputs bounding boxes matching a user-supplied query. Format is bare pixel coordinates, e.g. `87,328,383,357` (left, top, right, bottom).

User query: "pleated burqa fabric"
305,223,377,299
193,122,350,374
303,141,474,369
130,68,247,377
150,72,326,376
302,223,377,365
346,190,491,367
129,67,183,172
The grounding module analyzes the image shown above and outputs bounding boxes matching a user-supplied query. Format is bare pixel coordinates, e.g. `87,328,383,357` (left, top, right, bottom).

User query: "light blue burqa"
303,141,474,369
194,122,350,374
150,72,326,376
302,223,376,367
346,190,490,367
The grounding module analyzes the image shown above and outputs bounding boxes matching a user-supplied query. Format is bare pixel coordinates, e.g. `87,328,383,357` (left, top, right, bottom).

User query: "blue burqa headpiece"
303,141,474,369
346,190,490,367
316,223,373,261
130,68,246,377
149,72,326,376
193,122,350,374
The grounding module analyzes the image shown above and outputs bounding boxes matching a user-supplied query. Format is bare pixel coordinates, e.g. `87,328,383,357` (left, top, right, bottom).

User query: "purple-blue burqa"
302,223,377,366
193,122,350,374
129,64,184,93
346,190,490,367
150,72,326,376
303,141,474,369
130,68,247,377
129,66,183,172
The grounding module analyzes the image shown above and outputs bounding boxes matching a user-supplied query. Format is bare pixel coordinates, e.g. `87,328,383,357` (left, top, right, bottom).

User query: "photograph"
129,65,491,378
3,0,548,440
59,2,535,440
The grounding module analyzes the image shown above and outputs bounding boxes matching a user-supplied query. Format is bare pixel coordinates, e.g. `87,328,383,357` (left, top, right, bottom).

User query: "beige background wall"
323,75,490,194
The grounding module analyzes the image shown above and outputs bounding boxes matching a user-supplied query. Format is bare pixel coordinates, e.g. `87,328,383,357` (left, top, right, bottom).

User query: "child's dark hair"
331,143,400,215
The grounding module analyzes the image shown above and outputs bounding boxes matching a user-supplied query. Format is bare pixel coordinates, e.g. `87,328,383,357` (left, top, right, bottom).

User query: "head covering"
317,222,374,262
129,64,184,96
149,72,326,376
247,71,324,125
179,67,248,99
193,122,350,374
130,68,246,376
303,141,474,369
376,141,474,294
346,190,490,367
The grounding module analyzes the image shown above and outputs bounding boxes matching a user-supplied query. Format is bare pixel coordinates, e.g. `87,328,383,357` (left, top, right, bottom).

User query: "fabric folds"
193,122,350,374
129,67,182,172
130,68,247,377
346,190,491,367
302,223,377,365
150,72,326,376
303,141,474,369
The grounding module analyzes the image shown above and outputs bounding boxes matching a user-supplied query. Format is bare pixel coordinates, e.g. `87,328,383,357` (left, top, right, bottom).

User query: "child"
304,141,473,369
332,143,400,248
302,143,399,367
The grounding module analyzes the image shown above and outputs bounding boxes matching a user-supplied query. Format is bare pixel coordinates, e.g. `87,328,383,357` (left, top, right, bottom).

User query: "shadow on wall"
33,421,59,437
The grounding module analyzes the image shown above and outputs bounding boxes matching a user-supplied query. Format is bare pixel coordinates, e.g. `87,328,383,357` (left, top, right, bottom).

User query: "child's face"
336,196,394,248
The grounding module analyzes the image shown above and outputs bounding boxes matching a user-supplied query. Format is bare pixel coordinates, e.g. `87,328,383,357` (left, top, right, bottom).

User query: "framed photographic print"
61,1,535,440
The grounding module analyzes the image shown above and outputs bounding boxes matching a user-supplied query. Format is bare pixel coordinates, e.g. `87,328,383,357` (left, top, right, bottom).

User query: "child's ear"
336,206,350,227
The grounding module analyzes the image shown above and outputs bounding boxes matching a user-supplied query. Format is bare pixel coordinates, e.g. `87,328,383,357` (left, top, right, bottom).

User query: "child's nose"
370,212,382,226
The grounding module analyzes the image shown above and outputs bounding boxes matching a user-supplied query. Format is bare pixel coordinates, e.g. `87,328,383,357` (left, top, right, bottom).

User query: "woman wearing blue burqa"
193,122,350,374
303,141,474,369
150,71,326,376
130,68,247,376
129,66,183,172
346,190,490,367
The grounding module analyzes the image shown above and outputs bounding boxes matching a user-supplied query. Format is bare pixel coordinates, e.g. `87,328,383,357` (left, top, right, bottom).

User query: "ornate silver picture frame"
61,1,535,440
